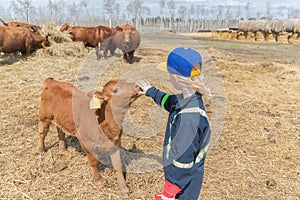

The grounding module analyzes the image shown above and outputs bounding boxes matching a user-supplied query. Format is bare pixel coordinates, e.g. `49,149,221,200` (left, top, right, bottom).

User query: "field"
0,32,299,200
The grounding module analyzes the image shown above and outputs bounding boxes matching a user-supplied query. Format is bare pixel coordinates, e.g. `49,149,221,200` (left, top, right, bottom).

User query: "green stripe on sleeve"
161,93,170,109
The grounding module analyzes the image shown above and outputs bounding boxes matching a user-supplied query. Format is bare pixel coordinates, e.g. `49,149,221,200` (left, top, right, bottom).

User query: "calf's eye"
113,88,118,93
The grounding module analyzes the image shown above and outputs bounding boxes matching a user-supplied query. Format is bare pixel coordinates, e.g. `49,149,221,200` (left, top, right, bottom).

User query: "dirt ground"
0,32,299,200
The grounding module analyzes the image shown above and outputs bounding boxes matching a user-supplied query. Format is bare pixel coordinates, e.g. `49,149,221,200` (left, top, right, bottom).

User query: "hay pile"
36,22,87,58
40,22,72,43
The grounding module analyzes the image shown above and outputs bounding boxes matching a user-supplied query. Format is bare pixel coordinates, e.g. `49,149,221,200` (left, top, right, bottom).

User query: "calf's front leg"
81,144,104,187
110,148,129,196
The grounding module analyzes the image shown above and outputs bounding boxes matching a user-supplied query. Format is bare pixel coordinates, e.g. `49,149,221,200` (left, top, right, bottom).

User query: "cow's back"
70,26,88,43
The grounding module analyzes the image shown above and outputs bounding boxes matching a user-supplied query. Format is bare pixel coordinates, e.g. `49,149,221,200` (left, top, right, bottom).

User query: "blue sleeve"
145,86,177,112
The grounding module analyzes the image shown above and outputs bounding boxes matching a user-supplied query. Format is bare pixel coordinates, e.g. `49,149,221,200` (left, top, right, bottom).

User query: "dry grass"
1,31,299,200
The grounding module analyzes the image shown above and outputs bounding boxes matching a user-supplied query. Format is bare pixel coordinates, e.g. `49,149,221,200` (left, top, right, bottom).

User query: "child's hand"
136,80,152,94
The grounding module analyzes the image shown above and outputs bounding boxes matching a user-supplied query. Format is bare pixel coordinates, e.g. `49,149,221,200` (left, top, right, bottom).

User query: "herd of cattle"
0,18,141,63
212,18,300,43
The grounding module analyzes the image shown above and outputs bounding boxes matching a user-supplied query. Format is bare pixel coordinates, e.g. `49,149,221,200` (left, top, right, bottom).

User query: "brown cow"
109,24,141,64
0,18,41,32
60,23,115,59
38,78,141,196
0,26,49,56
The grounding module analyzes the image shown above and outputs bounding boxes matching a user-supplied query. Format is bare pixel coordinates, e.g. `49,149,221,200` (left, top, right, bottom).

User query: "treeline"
0,0,300,32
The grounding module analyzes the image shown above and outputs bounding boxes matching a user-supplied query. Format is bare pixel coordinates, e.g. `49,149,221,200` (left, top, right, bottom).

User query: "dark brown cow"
38,78,141,196
60,23,115,59
0,18,41,32
109,24,141,63
0,26,49,56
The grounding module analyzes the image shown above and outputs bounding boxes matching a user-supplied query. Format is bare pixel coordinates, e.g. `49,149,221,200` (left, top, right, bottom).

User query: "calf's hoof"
37,147,45,154
121,191,130,197
92,178,105,187
119,184,130,197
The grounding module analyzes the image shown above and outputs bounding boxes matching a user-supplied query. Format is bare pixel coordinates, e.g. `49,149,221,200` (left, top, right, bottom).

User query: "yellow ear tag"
90,94,101,109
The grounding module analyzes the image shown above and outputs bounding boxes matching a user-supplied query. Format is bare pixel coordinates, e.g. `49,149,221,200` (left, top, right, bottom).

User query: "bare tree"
236,6,241,20
256,11,262,20
68,2,78,24
159,0,165,30
189,5,195,32
127,0,151,29
47,0,66,24
104,0,116,27
79,0,89,23
245,2,251,20
178,5,187,24
291,8,300,18
277,6,287,19
9,0,36,23
216,5,224,28
225,6,232,27
167,0,176,32
0,5,9,20
115,3,120,21
265,2,272,20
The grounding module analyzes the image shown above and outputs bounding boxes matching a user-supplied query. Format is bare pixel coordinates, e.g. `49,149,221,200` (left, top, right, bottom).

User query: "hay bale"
255,31,265,42
245,31,255,41
295,33,300,44
220,31,229,40
265,33,275,42
237,31,245,40
277,32,289,44
216,30,222,39
230,30,237,40
211,31,218,39
289,33,300,44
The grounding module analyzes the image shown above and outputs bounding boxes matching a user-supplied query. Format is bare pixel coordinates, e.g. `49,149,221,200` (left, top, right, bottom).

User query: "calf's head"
91,79,142,127
100,79,141,106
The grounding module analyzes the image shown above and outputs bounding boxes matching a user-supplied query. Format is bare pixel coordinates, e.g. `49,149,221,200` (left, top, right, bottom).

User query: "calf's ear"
116,26,123,31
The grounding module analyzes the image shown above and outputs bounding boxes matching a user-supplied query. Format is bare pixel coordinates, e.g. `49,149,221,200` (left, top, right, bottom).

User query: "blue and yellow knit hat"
157,47,202,77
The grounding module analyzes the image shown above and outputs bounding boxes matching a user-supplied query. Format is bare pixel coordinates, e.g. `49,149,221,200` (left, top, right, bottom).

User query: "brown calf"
38,78,141,196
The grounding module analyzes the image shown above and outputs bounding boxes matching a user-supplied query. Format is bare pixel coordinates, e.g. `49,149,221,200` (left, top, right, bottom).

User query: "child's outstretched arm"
136,80,176,112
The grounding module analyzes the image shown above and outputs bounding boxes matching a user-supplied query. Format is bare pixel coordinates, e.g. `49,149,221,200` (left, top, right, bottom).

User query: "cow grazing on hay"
0,26,49,56
38,78,141,196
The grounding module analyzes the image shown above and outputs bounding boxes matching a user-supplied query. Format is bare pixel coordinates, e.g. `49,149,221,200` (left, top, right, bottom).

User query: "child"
136,47,211,200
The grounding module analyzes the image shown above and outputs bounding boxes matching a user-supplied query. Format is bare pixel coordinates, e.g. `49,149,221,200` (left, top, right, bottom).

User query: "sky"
0,0,300,19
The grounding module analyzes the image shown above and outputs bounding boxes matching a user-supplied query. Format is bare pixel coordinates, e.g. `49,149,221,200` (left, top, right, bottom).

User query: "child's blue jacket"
146,86,211,189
